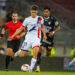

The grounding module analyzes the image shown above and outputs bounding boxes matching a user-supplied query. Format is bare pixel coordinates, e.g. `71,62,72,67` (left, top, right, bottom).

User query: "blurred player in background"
36,7,60,72
68,45,75,70
9,5,47,72
0,11,25,70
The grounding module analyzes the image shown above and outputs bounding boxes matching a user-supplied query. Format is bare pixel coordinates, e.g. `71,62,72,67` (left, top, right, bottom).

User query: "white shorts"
21,34,41,52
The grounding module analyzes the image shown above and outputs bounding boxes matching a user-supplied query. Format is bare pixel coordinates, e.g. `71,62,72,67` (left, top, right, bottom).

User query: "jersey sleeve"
41,17,44,25
22,18,28,27
53,17,59,27
55,20,59,27
4,23,8,30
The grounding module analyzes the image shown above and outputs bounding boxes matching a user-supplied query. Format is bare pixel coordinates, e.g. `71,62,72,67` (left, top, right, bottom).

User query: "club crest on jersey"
48,22,51,25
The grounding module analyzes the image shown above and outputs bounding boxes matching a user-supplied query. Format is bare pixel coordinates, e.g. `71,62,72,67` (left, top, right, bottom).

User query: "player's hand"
16,35,21,39
49,31,55,38
8,37,13,41
43,35,47,41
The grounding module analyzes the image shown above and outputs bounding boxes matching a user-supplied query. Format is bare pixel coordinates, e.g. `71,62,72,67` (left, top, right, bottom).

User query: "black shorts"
7,40,20,53
41,33,54,50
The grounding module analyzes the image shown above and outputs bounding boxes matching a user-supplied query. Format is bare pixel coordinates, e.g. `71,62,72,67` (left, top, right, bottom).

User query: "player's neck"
32,15,37,18
44,16,49,19
12,20,18,24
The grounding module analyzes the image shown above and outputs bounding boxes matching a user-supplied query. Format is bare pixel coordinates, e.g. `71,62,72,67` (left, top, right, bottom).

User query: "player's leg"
29,38,41,72
36,46,44,72
46,46,52,56
68,58,75,70
46,37,54,56
29,46,40,72
19,50,27,57
5,40,20,70
5,48,14,70
19,40,31,57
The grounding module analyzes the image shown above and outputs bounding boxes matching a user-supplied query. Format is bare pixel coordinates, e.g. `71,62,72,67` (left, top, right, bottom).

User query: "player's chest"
8,24,19,31
27,19,41,26
44,19,54,26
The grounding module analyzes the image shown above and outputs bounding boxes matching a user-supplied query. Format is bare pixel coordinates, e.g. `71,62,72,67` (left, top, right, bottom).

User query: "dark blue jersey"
44,16,59,33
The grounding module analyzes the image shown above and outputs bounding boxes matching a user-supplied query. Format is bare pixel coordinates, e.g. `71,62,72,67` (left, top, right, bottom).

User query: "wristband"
52,31,55,34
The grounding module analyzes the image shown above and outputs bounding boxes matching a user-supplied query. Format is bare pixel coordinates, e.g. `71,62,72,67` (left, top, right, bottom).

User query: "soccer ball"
21,64,30,72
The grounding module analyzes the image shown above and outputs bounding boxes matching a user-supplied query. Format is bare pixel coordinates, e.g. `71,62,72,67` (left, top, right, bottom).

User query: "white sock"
14,50,21,57
69,58,75,64
30,58,37,70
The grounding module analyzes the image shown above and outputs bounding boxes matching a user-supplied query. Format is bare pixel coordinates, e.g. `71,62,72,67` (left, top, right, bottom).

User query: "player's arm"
49,19,60,37
16,31,25,39
9,26,25,40
49,25,60,37
53,25,60,33
41,24,47,40
0,28,6,39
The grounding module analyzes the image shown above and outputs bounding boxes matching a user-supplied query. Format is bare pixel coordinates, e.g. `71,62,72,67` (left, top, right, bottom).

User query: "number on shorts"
22,42,27,48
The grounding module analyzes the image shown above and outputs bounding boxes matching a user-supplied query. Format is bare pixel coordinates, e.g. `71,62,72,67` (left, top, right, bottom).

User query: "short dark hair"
12,11,18,15
31,5,39,10
44,7,51,11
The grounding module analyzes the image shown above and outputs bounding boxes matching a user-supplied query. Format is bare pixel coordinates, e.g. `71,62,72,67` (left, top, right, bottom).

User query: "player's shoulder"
50,16,57,21
5,21,12,25
38,16,43,18
18,21,22,24
37,16,44,20
25,16,32,20
23,16,31,22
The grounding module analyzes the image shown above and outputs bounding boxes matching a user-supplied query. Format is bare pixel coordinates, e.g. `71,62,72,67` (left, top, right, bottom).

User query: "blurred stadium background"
0,0,75,72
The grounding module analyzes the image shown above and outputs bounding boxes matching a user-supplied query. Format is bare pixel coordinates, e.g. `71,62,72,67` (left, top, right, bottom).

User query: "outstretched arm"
8,26,25,40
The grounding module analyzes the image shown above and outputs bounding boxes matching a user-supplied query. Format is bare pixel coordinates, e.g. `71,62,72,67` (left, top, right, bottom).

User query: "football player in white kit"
8,5,47,72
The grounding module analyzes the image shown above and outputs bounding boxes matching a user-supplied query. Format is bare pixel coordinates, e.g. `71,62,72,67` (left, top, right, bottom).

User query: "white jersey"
23,16,44,39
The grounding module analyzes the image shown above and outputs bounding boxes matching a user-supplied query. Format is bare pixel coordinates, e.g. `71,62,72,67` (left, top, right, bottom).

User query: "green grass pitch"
0,71,75,75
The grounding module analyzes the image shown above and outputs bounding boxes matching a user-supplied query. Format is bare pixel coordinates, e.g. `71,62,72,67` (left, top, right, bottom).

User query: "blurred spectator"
0,43,5,55
20,15,26,22
0,16,4,33
0,6,7,20
70,45,75,57
6,9,13,22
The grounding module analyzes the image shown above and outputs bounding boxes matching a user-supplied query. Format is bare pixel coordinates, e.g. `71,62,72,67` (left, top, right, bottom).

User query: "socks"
5,55,13,69
69,58,75,65
30,58,37,71
36,52,42,68
14,50,21,57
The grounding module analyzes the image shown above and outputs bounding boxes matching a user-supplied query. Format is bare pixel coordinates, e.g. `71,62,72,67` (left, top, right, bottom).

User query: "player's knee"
19,51,26,57
33,55,37,59
7,48,14,56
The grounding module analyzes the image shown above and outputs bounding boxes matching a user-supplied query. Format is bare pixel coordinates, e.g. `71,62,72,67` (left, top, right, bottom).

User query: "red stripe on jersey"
38,27,40,38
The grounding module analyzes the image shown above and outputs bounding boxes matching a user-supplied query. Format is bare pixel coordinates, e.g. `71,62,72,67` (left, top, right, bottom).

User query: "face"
12,13,19,21
44,9,50,18
30,10,38,18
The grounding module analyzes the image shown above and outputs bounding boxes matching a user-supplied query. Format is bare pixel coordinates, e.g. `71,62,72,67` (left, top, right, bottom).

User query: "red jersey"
4,21,25,40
